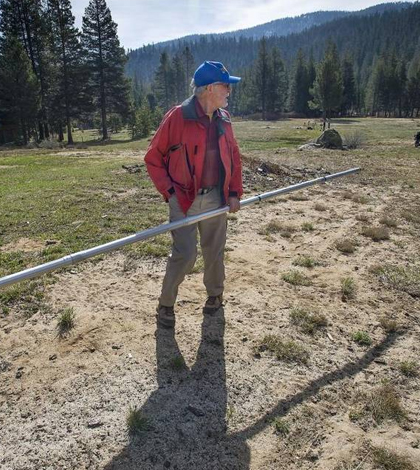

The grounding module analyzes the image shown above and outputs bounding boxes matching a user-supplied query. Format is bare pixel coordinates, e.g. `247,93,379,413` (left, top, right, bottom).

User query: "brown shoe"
156,304,175,328
203,294,223,315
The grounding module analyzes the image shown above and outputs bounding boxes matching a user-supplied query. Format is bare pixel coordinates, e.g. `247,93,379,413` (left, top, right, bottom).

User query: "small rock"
112,344,122,350
0,361,12,372
49,354,57,361
87,421,104,429
187,404,205,417
45,240,57,246
16,368,24,379
306,450,319,461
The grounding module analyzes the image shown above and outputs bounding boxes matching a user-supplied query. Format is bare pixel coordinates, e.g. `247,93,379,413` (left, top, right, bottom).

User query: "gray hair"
190,78,207,97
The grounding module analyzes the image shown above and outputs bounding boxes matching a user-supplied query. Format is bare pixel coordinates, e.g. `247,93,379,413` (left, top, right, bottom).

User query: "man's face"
209,82,231,108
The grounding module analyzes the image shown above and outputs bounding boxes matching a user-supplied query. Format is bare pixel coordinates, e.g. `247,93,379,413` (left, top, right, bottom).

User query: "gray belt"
197,186,215,195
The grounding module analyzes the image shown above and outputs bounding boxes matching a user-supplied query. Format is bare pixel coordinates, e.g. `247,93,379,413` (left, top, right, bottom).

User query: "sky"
71,0,415,50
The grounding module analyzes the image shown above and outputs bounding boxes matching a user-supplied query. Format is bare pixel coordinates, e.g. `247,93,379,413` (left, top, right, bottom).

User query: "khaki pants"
159,188,227,307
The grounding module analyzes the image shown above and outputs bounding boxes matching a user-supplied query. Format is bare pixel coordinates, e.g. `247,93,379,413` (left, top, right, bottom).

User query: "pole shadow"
103,317,402,470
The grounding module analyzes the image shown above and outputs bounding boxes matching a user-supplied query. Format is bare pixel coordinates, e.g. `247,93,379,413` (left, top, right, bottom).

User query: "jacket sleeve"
228,126,243,199
144,107,178,200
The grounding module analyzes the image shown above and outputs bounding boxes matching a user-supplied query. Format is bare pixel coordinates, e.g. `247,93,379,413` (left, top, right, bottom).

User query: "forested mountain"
126,2,413,81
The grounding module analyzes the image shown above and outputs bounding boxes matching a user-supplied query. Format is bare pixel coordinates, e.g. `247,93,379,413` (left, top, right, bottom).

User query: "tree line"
2,1,420,146
0,0,135,145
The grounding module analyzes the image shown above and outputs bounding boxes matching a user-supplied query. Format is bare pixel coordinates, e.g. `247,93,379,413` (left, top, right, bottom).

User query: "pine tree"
153,51,175,111
0,35,39,144
0,0,54,140
48,0,83,144
289,49,310,115
182,46,195,96
407,55,420,117
310,41,343,119
81,0,131,140
341,53,356,115
172,53,186,104
254,37,270,120
267,47,287,115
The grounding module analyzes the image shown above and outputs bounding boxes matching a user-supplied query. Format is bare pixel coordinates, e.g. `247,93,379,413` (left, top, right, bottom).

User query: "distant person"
415,131,420,148
145,61,243,328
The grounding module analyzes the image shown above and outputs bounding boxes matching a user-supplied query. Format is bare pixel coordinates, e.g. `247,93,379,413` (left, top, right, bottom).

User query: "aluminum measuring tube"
0,167,360,289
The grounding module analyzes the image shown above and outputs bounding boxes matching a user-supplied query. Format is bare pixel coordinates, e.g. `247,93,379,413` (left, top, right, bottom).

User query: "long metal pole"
0,167,360,289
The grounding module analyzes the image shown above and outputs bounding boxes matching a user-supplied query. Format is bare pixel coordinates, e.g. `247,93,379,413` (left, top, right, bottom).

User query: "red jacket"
144,96,243,214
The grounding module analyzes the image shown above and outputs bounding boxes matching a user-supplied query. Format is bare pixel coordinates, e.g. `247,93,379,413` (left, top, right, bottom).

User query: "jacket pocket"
166,143,194,191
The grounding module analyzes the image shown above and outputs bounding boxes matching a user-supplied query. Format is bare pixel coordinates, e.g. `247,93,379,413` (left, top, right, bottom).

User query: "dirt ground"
1,146,420,470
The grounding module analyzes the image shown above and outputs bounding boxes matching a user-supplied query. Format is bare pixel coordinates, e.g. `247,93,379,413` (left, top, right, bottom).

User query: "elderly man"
145,61,243,328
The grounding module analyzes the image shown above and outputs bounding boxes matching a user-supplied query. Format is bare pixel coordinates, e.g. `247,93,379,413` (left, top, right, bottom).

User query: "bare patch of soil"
0,237,46,253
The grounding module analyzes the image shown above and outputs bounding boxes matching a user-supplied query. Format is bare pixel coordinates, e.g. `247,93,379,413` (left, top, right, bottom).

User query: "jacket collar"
181,95,231,123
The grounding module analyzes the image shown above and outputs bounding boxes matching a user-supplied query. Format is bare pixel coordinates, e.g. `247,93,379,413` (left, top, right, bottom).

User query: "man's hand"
228,196,240,213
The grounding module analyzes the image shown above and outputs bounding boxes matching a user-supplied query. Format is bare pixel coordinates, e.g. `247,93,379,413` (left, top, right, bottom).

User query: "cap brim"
227,76,241,84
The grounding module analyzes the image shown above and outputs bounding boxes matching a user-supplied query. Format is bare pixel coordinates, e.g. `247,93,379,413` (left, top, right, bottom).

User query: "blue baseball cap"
193,61,241,87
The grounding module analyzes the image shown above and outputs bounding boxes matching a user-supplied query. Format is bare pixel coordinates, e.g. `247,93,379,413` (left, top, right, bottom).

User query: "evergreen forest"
1,1,420,146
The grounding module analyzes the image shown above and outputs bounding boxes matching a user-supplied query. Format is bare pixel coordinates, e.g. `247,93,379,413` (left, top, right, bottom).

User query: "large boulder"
316,129,343,149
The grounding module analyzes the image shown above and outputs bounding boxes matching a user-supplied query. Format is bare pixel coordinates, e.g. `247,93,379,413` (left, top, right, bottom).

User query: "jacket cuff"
228,191,238,197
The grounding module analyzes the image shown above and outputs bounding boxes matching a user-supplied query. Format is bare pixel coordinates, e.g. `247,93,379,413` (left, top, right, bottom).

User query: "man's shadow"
104,307,251,469
103,309,401,470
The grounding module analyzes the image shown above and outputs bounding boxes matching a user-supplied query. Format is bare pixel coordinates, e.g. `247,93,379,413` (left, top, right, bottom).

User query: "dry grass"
282,270,312,286
342,277,357,300
314,202,327,211
335,239,356,254
371,445,416,470
399,360,419,378
260,221,297,238
257,335,309,364
301,222,314,232
289,307,327,334
362,226,390,242
379,216,398,228
379,316,399,333
368,383,406,424
374,264,420,298
356,213,370,222
292,255,318,268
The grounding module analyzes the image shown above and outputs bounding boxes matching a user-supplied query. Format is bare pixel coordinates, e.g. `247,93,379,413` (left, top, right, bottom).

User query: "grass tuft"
352,331,372,346
301,222,314,232
282,270,311,286
272,418,290,436
341,277,357,300
292,255,318,268
56,307,75,337
373,264,420,298
399,360,419,378
379,316,399,333
362,226,390,242
314,202,327,211
169,355,186,371
260,221,297,238
289,307,327,334
369,383,406,424
257,334,309,364
371,446,416,470
335,239,356,254
127,407,149,436
379,216,398,228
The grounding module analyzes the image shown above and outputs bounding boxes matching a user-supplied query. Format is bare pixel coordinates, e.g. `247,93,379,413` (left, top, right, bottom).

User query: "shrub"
302,222,314,232
379,316,399,333
374,264,420,298
371,446,416,470
314,203,327,211
272,418,290,436
379,216,398,228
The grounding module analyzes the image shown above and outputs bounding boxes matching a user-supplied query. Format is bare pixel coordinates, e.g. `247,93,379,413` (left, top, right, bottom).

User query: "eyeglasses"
212,82,231,90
